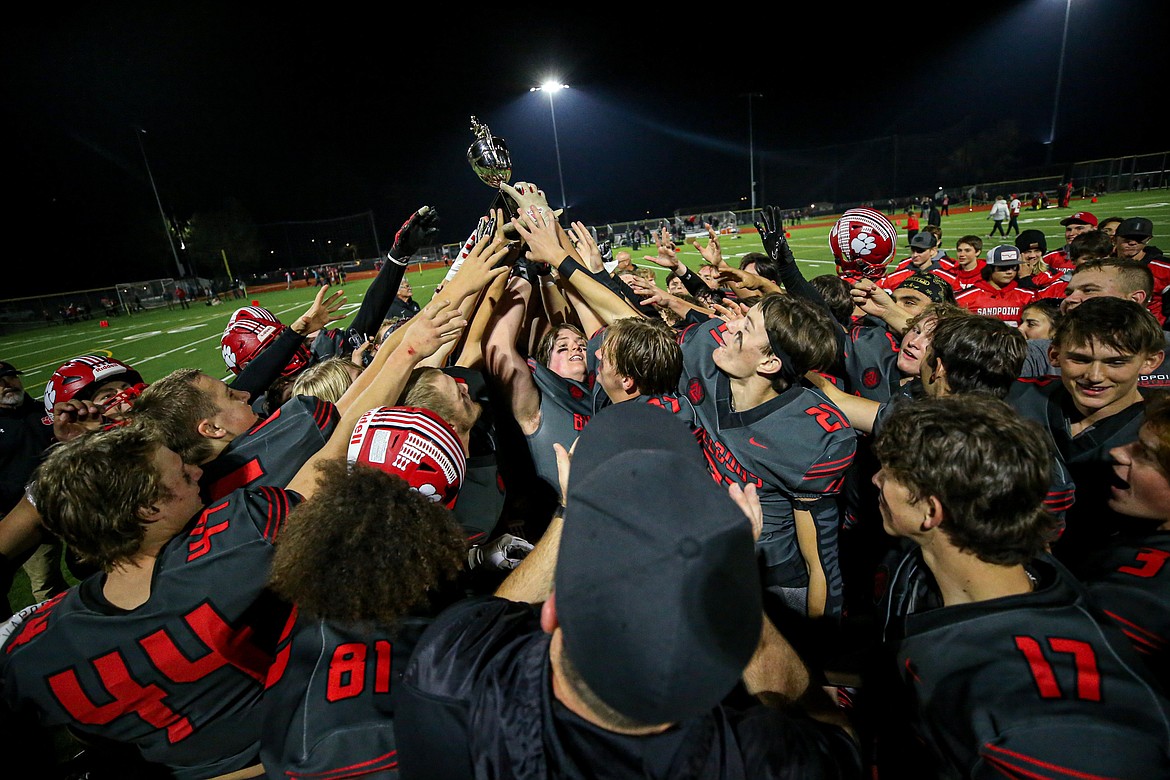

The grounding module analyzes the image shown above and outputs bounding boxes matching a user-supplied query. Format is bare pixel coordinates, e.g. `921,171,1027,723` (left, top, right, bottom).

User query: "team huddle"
1,186,1169,779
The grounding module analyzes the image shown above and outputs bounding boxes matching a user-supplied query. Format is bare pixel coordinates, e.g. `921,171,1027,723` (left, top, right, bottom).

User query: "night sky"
4,1,1165,295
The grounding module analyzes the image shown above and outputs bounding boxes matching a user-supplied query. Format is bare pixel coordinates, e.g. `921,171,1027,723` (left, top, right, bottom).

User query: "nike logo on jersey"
748,436,767,448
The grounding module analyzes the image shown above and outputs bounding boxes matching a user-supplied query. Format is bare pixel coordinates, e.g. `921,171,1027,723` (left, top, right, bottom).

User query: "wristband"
387,253,409,267
558,256,583,280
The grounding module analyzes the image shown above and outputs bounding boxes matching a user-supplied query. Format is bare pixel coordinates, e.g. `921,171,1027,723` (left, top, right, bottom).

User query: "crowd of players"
1,180,1169,778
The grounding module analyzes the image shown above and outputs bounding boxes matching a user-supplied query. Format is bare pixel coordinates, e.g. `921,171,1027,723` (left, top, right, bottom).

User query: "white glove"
467,534,534,571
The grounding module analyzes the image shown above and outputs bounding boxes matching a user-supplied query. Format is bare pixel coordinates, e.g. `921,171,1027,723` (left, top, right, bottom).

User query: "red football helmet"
43,355,146,416
227,305,280,328
347,406,466,509
829,208,898,280
221,319,310,377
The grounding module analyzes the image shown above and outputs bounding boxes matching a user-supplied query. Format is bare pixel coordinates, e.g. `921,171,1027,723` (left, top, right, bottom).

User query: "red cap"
1059,211,1097,227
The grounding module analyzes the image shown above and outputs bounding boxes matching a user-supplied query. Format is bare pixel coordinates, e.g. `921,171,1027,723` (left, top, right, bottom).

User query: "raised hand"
569,221,604,272
754,205,795,266
294,284,348,335
446,222,512,299
500,181,563,224
52,399,106,442
399,298,467,361
850,279,899,320
691,223,724,269
510,207,570,269
718,265,781,295
389,206,440,263
645,228,681,273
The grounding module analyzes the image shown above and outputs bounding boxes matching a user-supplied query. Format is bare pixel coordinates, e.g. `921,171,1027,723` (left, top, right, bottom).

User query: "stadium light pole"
136,128,185,279
743,93,763,214
1044,0,1073,167
530,81,569,211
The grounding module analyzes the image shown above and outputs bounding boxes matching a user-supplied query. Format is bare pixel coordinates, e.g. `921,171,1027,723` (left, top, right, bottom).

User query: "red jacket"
955,281,1035,325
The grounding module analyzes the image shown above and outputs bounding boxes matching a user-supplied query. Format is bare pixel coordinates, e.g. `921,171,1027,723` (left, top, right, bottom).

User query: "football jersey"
1082,530,1170,691
525,359,592,491
260,610,431,779
678,318,857,613
0,486,301,779
843,323,905,402
199,394,339,502
1006,378,1145,573
877,552,1170,778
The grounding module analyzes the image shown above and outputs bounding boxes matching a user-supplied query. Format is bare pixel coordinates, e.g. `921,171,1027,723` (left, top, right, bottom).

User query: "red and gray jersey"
260,611,430,779
879,553,1170,778
1006,378,1145,573
200,395,338,501
309,328,348,363
679,318,856,610
525,359,592,491
0,487,301,779
1082,531,1170,691
843,323,904,402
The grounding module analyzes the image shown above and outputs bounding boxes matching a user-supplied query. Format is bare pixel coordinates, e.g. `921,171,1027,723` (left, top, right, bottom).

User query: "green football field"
2,189,1168,611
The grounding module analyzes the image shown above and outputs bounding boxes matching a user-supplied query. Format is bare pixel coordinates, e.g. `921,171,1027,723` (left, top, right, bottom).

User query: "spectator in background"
1099,216,1124,238
1111,217,1168,325
926,199,941,229
947,234,984,290
905,208,920,247
387,278,421,320
1006,193,1022,235
987,195,1009,237
175,286,189,309
1044,211,1098,271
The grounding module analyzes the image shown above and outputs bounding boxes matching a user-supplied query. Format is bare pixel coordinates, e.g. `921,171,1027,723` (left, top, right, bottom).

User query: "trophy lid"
468,116,512,188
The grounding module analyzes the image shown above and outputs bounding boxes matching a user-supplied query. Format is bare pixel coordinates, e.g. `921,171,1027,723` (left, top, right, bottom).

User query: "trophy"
467,116,518,222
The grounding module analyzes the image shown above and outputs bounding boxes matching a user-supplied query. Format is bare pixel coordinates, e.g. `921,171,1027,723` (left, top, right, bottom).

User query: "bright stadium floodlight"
530,81,570,210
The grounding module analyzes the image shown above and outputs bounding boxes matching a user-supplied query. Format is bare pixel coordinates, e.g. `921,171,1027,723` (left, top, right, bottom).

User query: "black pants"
989,220,1006,236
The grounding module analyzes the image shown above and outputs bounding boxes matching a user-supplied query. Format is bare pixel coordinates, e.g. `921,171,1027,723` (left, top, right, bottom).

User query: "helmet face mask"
44,355,146,417
347,406,466,509
829,207,898,280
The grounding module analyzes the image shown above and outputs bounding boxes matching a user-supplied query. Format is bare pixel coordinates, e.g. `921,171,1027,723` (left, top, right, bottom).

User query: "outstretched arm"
483,275,544,433
512,209,642,326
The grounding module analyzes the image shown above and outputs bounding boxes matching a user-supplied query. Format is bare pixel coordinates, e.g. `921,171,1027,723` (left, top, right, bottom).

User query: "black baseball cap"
556,402,762,724
0,361,22,378
1117,217,1154,240
909,232,938,250
1015,229,1047,253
